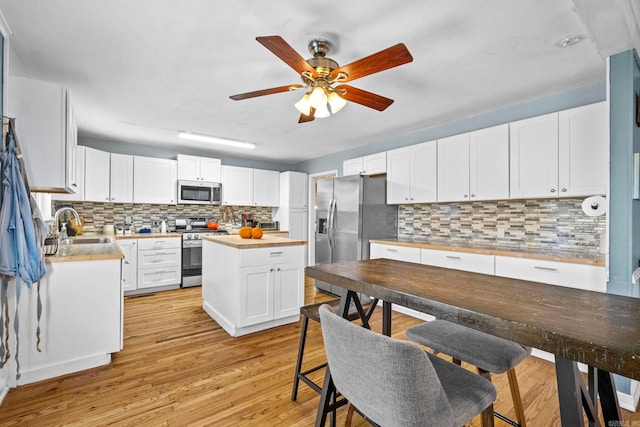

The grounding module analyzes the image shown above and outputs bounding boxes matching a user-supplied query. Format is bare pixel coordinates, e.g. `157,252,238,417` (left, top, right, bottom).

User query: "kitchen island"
12,236,123,386
202,235,306,337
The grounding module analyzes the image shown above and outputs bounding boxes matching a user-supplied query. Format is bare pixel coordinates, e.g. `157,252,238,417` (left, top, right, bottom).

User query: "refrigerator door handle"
328,198,336,252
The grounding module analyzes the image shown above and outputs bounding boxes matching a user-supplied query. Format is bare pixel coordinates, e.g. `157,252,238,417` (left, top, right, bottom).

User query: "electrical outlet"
497,227,505,239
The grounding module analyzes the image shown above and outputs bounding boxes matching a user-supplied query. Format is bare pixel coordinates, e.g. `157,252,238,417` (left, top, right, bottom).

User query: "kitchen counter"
115,232,181,239
202,234,306,337
228,229,289,236
45,236,123,263
203,234,306,249
370,237,605,266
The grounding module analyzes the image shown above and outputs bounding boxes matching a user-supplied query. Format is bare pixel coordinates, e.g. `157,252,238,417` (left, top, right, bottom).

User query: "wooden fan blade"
229,84,303,100
330,43,413,82
257,36,317,77
335,85,394,111
298,107,316,123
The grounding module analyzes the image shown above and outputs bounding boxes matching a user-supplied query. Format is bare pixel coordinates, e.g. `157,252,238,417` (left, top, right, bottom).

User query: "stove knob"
186,234,192,240
194,234,200,240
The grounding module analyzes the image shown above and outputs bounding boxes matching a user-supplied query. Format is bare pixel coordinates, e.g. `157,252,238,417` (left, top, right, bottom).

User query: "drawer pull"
386,248,398,252
534,266,557,271
446,256,461,260
270,251,283,256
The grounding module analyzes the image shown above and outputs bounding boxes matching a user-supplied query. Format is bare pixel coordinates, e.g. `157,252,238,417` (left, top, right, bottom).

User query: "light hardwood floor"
0,278,638,426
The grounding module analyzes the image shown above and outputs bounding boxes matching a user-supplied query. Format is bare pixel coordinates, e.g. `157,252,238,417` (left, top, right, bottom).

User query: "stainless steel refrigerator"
315,174,397,295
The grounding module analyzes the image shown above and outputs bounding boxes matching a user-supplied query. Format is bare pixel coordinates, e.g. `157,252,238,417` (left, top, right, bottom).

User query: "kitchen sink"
59,237,112,245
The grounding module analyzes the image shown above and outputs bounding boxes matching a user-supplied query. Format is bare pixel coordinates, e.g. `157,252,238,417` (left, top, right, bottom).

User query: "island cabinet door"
274,262,304,319
237,265,274,327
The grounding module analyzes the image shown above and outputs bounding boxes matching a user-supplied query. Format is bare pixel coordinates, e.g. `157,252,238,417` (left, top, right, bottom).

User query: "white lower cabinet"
136,237,181,290
16,259,121,385
494,256,606,292
370,243,420,263
202,240,305,337
420,248,495,275
118,239,138,293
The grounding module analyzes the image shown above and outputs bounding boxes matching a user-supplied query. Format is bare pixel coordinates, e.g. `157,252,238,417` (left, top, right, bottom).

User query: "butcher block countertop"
203,234,306,249
370,238,605,266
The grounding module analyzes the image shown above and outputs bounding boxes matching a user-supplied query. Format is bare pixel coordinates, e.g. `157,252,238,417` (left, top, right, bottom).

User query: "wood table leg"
555,357,622,427
597,369,622,425
382,301,392,336
555,356,587,426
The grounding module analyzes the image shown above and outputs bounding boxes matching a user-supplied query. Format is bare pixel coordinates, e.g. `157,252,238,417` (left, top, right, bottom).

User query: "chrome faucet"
53,207,81,240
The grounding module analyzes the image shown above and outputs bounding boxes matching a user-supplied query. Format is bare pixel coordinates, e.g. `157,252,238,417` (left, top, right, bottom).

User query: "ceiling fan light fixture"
294,93,312,115
328,91,347,114
309,86,328,110
314,103,331,119
178,131,255,149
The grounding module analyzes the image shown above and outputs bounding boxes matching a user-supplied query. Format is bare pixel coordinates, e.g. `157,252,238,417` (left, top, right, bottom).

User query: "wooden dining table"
305,258,640,427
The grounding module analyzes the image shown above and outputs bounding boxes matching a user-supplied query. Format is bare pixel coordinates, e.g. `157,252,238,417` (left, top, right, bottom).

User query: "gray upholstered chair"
406,320,531,427
319,304,497,427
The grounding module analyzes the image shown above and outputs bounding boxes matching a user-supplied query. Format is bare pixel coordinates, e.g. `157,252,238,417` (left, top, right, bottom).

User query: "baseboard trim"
16,353,111,386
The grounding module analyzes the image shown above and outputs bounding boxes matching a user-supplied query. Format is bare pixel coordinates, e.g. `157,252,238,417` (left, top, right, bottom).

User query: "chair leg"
291,316,310,401
345,403,355,427
507,368,527,427
481,403,495,427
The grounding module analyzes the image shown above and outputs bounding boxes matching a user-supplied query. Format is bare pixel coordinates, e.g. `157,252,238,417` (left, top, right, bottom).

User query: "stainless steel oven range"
176,217,229,287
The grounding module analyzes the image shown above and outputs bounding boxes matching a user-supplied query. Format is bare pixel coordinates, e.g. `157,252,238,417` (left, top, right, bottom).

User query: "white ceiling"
0,0,638,165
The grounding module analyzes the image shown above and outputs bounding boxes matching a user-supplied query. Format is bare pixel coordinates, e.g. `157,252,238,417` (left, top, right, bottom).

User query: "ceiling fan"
229,36,414,123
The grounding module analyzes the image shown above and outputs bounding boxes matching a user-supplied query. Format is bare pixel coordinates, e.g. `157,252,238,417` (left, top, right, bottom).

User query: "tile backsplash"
51,201,273,233
54,198,605,254
398,198,605,253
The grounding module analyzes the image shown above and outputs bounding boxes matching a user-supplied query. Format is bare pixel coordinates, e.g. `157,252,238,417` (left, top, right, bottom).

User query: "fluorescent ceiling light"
178,131,255,149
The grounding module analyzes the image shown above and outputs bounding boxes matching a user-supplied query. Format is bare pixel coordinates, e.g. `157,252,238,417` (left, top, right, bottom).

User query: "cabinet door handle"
561,188,567,192
270,268,274,272
72,183,77,187
277,268,281,271
550,189,556,193
446,255,461,260
470,194,476,198
464,194,468,198
124,261,129,265
534,266,557,271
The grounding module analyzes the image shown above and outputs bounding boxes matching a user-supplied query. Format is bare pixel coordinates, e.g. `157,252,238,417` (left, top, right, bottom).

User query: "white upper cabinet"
109,153,134,203
84,148,134,203
8,76,77,193
387,140,437,204
133,156,177,204
222,166,253,206
278,171,308,209
84,147,111,202
343,152,387,176
470,124,510,201
177,154,222,182
437,133,470,203
222,166,279,207
510,103,607,199
558,102,607,196
52,146,85,202
509,112,559,199
253,169,280,207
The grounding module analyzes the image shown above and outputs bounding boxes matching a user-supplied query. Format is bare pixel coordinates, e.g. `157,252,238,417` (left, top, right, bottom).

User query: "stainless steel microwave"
177,180,222,205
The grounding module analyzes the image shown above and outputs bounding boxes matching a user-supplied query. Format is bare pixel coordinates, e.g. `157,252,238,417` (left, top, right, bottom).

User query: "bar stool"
406,319,530,427
291,298,376,401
